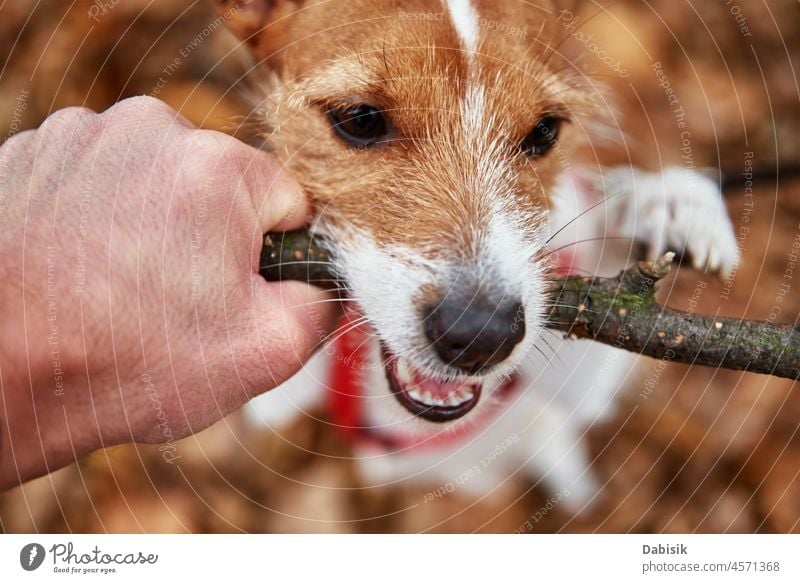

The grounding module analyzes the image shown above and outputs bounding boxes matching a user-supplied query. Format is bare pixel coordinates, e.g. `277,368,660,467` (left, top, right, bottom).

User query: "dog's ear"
213,0,303,61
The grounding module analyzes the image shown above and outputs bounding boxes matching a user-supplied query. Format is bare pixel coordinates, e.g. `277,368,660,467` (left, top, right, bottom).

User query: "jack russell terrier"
215,0,740,510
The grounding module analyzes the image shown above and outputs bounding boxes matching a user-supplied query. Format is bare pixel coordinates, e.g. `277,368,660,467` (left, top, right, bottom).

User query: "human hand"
0,96,335,487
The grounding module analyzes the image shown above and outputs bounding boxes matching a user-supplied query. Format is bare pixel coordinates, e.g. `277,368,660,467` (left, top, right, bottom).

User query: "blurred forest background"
1,0,798,533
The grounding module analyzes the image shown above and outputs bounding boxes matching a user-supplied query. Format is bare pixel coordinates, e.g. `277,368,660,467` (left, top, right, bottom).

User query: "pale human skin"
0,97,335,489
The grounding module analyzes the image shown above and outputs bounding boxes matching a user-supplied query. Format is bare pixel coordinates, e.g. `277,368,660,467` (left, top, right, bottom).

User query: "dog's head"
220,0,599,425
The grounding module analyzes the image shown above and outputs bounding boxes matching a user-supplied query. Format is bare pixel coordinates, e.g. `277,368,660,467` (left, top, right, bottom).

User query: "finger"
237,278,337,394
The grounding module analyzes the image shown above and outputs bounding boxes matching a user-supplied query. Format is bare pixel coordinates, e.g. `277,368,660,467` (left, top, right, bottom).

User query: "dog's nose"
424,293,525,373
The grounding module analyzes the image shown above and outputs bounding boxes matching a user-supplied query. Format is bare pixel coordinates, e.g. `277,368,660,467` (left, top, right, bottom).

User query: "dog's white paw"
606,166,741,278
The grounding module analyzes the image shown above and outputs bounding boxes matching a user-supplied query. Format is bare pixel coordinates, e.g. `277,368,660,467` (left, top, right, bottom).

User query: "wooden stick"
260,231,799,381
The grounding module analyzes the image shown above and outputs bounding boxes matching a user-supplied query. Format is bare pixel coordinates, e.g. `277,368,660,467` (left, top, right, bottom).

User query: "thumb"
190,130,337,393
215,136,311,233
195,130,312,273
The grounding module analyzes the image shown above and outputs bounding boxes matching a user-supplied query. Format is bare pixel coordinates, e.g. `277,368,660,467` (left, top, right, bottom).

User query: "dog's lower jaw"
336,314,523,427
323,325,518,438
383,348,483,422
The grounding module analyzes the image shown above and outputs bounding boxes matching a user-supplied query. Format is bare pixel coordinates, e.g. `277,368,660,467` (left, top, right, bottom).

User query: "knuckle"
28,107,100,165
106,95,177,121
190,130,252,181
1,128,36,154
37,105,98,137
193,128,241,161
101,97,193,142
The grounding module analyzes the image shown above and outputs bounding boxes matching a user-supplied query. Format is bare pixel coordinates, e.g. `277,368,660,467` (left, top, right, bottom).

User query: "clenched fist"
0,97,335,488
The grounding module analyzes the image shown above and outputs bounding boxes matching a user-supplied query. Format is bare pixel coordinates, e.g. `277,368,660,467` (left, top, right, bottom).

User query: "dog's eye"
520,116,562,158
328,105,388,146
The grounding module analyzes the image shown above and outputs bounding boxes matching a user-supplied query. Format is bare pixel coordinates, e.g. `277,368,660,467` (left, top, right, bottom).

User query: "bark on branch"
260,231,799,381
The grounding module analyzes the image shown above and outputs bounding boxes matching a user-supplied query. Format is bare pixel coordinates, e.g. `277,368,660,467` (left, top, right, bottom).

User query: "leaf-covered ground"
1,0,797,533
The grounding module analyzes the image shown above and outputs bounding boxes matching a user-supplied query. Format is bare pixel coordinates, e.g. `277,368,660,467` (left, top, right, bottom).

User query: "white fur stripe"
444,0,479,55
462,83,485,142
444,0,484,138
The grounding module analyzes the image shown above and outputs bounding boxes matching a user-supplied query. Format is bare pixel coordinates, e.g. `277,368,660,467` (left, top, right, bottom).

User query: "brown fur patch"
223,0,602,259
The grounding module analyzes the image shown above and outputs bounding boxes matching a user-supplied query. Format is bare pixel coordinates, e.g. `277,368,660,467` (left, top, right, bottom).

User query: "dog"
215,0,740,510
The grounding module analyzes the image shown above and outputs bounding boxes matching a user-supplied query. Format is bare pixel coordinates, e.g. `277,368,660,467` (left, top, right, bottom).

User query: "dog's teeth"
421,391,437,406
406,387,445,407
396,358,414,383
445,394,461,407
403,375,478,409
407,387,424,402
455,391,471,406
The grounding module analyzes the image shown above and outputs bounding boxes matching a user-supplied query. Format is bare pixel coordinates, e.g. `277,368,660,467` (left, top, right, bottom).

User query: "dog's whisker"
318,284,351,293
539,336,565,368
532,344,557,369
539,320,588,328
295,298,359,310
261,259,338,269
547,304,588,311
321,316,372,347
544,328,565,343
543,301,603,316
543,189,626,247
541,236,636,259
546,266,604,277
